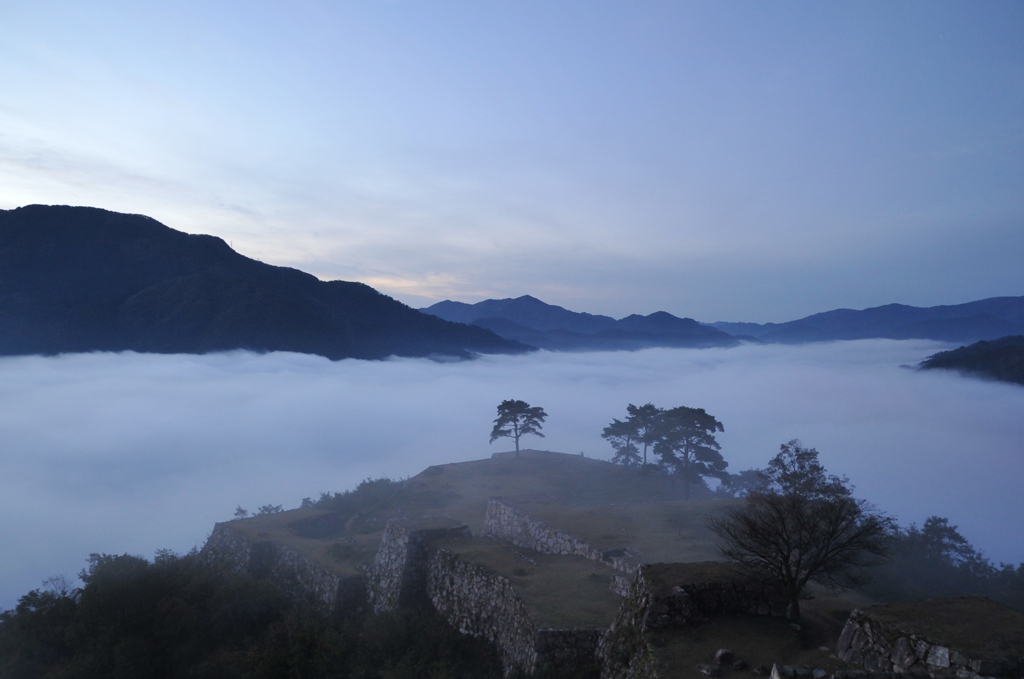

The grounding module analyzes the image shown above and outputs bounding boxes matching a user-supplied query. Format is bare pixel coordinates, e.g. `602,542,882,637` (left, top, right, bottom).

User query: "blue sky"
1,1,1021,321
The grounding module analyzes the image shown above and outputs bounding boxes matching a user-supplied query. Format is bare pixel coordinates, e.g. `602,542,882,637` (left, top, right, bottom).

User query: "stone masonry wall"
598,563,788,679
426,546,604,677
427,546,540,676
201,522,365,611
485,498,637,574
836,607,1022,678
201,522,254,574
366,518,471,612
598,566,664,679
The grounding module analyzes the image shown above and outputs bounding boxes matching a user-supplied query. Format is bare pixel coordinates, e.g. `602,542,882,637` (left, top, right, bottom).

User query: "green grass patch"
867,597,1024,659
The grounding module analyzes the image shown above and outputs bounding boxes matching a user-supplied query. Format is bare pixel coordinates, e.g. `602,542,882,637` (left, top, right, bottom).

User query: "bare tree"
706,441,893,621
489,399,547,455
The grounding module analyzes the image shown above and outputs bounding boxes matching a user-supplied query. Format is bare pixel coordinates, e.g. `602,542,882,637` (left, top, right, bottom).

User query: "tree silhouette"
626,403,662,466
653,406,727,499
603,403,664,467
602,418,641,466
489,399,547,455
707,441,893,621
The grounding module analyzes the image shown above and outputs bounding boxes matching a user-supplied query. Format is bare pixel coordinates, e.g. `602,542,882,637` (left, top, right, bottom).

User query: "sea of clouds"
2,339,1022,610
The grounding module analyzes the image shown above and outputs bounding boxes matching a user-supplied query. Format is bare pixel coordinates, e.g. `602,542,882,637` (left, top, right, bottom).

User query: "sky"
2,341,1023,610
1,1,1021,322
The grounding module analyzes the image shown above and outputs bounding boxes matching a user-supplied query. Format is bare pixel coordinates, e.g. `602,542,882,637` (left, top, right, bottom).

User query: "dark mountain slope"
423,296,737,350
919,335,1024,386
711,298,1024,344
426,295,619,334
0,205,527,360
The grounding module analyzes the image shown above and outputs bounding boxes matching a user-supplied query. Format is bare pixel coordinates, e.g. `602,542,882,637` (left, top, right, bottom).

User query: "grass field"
866,597,1024,659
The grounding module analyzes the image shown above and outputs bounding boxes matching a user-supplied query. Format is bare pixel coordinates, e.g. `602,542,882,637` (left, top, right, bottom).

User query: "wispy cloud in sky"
2,341,1022,609
1,2,1021,320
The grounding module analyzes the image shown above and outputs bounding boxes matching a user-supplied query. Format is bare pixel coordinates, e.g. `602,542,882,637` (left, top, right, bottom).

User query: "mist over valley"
2,339,1022,611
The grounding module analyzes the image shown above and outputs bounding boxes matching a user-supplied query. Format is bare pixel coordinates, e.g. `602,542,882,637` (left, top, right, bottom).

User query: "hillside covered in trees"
919,335,1024,385
0,205,527,360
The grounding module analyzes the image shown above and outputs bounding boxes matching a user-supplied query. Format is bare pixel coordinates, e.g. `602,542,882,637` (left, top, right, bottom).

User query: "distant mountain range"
422,295,1024,351
710,298,1024,344
0,205,526,360
422,296,738,350
3,204,1021,361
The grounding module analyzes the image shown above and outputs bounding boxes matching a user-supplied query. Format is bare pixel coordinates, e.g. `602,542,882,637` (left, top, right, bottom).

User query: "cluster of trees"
602,403,727,500
702,440,1024,618
0,550,501,679
864,516,1024,611
481,401,1024,619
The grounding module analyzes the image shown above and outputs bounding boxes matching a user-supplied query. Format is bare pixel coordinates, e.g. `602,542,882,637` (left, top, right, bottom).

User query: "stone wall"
365,517,472,612
201,522,255,574
427,545,603,677
597,563,788,679
485,498,637,574
201,522,365,611
427,545,540,675
836,607,1022,678
598,566,664,679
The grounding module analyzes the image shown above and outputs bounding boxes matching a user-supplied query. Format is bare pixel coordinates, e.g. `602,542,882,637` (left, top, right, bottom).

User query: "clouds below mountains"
2,340,1022,609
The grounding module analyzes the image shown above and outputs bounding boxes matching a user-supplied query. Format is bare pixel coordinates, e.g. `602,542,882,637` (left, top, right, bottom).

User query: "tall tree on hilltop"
489,399,547,456
603,403,664,467
627,403,663,466
653,406,727,499
602,418,641,466
707,440,893,621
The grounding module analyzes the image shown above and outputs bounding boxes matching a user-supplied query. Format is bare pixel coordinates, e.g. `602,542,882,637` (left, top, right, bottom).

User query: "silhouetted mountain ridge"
711,298,1024,344
425,294,1024,350
919,336,1024,386
0,205,528,360
422,296,738,350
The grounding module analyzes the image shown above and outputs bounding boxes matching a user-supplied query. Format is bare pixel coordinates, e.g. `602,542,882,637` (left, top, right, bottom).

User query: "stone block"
715,648,735,665
927,646,951,669
891,637,917,671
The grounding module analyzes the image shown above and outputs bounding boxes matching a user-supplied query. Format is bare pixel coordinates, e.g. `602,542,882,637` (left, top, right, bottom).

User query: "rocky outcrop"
201,522,365,610
485,498,638,574
836,605,1023,678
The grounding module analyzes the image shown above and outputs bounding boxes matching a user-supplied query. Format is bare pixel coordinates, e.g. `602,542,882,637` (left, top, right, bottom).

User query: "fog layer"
2,340,1022,609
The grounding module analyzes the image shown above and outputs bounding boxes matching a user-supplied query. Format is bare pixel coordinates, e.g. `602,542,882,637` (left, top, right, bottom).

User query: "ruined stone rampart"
485,498,637,574
598,563,788,679
427,546,603,677
365,517,471,612
201,522,365,611
836,606,1023,678
427,545,540,675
